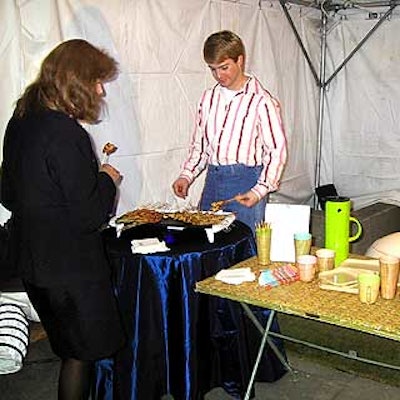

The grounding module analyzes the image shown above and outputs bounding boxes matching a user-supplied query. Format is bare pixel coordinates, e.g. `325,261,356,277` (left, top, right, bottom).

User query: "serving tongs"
210,197,237,212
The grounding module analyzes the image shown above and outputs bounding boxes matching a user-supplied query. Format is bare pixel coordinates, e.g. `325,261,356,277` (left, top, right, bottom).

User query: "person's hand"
100,164,122,185
234,191,259,208
172,177,190,199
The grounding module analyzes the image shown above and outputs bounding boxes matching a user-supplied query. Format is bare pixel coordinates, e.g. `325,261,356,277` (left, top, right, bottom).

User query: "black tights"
58,358,93,400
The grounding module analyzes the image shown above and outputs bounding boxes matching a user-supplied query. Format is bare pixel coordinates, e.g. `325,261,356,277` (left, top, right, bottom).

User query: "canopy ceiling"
284,0,399,9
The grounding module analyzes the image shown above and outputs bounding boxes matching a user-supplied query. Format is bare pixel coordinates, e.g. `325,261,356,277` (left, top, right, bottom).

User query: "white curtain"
322,16,400,209
1,0,399,223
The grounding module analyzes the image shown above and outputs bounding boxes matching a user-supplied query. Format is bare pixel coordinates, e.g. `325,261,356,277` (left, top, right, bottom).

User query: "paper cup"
315,248,335,273
358,273,380,305
294,232,312,259
379,255,399,300
296,254,317,282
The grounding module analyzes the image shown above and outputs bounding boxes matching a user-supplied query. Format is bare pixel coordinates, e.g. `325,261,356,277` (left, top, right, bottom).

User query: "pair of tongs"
210,197,237,212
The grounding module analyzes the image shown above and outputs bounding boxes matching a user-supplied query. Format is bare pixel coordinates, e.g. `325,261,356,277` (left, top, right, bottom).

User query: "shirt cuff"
178,172,194,184
251,185,266,200
252,181,277,199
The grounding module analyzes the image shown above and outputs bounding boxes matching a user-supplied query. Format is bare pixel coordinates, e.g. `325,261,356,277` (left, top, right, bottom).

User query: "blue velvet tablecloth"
94,221,286,400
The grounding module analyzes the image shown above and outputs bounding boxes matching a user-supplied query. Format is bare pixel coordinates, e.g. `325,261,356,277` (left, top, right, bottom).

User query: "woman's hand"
172,177,190,199
100,164,122,185
234,191,259,208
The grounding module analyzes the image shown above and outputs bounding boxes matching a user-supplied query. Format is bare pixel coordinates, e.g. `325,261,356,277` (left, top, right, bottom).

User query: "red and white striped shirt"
179,76,287,199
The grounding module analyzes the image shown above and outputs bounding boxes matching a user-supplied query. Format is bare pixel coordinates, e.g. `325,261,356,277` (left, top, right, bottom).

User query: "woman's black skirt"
24,279,126,361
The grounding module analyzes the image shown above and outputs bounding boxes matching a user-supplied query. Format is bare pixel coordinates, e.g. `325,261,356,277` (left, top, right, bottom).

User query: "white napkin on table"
131,238,170,254
215,267,256,285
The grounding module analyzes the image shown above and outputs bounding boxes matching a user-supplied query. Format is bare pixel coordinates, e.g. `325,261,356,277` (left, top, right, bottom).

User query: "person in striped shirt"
172,30,287,234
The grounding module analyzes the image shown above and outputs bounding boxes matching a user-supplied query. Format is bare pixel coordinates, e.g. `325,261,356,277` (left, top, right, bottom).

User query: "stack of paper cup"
294,232,312,259
296,254,317,282
379,255,399,300
315,248,335,274
256,223,272,265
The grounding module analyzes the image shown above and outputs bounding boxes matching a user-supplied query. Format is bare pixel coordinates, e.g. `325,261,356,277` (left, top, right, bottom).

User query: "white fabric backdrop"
0,0,399,223
323,16,400,208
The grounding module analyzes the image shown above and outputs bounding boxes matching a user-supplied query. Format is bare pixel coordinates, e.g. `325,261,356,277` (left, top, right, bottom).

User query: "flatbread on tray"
162,211,226,226
116,209,163,225
116,209,226,227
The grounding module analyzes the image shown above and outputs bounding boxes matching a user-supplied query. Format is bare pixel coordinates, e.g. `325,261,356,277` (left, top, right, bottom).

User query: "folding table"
196,256,400,400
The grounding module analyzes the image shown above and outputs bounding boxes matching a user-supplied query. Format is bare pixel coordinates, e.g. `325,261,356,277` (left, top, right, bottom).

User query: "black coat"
1,110,116,286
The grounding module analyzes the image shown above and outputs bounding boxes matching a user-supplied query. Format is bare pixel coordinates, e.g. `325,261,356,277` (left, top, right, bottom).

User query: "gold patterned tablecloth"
195,256,400,342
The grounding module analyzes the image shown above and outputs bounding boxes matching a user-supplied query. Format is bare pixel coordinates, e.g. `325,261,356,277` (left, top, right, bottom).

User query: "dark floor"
1,318,399,400
277,313,400,388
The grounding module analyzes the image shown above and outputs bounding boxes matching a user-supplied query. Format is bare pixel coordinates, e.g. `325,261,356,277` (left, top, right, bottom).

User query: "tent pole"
313,11,328,209
278,0,328,208
278,0,320,86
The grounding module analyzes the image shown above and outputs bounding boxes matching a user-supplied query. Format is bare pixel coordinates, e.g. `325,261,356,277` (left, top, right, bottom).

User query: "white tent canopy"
1,0,400,223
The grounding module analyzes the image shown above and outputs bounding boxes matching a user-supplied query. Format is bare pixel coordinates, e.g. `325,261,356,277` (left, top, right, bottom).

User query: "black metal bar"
314,12,328,204
325,3,398,86
278,0,320,86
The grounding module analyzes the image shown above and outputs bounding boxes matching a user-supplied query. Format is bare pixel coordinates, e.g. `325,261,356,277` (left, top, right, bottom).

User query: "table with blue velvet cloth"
94,221,286,400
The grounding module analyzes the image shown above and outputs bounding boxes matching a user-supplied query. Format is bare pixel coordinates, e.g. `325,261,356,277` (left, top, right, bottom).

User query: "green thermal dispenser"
324,196,362,267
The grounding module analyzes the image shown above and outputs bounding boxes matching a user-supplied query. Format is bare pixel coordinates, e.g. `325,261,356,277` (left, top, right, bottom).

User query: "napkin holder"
264,203,311,262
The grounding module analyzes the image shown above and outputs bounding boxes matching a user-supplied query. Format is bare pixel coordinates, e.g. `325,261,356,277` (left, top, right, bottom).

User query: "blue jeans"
200,164,268,235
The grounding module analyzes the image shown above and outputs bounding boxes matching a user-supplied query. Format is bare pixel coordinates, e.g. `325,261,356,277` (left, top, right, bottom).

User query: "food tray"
319,257,400,294
339,258,380,273
109,209,236,241
318,267,375,294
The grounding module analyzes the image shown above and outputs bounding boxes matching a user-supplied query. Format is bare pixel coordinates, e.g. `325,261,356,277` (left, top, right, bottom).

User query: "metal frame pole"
314,12,328,208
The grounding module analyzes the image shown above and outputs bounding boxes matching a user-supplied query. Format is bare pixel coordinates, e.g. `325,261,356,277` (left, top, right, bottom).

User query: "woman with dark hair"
1,39,125,399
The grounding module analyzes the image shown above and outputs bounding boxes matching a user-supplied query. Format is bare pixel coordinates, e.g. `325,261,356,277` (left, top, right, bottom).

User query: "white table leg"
240,303,292,371
241,304,293,400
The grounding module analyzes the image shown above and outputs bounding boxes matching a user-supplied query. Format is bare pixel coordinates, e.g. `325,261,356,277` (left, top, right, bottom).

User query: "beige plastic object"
319,267,376,294
340,257,400,285
340,258,379,272
365,232,400,259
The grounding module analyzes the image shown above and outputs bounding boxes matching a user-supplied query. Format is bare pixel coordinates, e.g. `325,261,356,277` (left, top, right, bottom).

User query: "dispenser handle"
349,216,362,242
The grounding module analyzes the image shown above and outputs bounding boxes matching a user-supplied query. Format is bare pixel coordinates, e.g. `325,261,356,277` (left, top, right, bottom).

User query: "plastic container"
0,303,29,374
